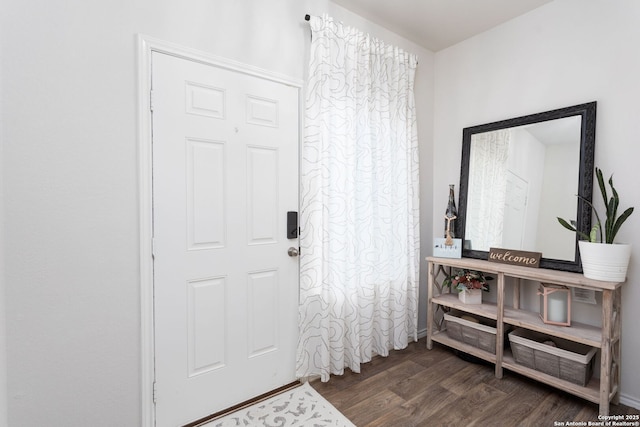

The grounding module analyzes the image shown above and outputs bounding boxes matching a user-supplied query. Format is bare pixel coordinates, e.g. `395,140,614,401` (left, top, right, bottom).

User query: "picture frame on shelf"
433,237,462,258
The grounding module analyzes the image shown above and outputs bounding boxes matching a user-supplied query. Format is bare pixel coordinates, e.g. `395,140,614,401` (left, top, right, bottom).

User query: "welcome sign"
488,247,542,268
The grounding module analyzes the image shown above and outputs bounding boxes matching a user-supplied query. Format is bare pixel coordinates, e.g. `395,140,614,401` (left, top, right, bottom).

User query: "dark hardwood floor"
310,338,638,427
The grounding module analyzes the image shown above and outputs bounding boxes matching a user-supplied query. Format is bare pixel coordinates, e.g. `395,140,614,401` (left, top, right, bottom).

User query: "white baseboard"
620,393,640,410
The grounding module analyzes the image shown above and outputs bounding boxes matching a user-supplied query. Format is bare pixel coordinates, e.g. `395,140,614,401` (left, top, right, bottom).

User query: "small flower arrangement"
443,269,492,293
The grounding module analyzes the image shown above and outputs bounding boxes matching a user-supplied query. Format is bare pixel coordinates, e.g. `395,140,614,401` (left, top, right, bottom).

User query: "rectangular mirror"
457,102,596,272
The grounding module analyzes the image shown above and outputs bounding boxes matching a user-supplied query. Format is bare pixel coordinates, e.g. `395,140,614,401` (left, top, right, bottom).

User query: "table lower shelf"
502,351,607,404
431,330,497,364
430,330,617,406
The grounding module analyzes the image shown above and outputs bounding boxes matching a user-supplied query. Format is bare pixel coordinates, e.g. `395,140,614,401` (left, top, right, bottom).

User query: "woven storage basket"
444,311,497,354
509,328,597,386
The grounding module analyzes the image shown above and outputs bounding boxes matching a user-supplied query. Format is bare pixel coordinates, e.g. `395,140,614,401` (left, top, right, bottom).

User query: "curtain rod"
303,13,417,65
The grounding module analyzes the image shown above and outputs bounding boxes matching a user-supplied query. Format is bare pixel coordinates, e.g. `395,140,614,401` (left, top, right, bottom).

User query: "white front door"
152,52,299,427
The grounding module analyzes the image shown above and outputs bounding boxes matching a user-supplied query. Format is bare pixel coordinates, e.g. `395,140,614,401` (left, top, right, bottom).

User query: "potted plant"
557,167,634,281
443,269,492,304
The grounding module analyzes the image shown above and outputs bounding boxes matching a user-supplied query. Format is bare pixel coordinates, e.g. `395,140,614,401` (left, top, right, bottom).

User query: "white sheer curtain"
296,14,420,381
465,129,511,249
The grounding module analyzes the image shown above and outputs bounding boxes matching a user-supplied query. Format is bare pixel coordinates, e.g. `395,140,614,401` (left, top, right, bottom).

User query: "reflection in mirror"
466,117,580,260
458,102,596,272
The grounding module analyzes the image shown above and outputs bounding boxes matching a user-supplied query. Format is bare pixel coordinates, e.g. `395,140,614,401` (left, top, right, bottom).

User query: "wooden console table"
426,256,623,416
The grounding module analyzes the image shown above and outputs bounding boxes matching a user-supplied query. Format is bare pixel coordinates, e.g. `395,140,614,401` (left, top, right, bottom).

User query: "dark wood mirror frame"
457,101,597,272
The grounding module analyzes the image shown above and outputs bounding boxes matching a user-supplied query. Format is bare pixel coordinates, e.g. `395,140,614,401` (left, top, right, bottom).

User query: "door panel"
152,52,299,427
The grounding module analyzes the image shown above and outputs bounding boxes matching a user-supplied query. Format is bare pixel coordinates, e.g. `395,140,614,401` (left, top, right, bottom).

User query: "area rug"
203,382,356,427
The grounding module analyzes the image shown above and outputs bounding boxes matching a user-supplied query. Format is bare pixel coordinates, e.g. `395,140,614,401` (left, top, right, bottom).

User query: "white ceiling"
331,0,554,51
525,116,581,146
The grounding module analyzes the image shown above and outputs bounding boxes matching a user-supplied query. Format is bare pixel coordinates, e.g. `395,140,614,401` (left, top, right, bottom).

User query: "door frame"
137,35,303,427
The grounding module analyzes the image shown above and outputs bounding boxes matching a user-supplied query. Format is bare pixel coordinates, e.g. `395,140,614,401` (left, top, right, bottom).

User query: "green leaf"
560,167,634,244
557,217,577,232
610,207,634,243
443,277,451,288
557,217,590,241
596,167,608,214
606,197,616,243
589,224,599,243
603,174,617,243
576,194,604,243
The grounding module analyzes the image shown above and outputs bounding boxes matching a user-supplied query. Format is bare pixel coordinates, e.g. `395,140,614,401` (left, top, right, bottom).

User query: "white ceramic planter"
579,241,632,282
458,288,482,304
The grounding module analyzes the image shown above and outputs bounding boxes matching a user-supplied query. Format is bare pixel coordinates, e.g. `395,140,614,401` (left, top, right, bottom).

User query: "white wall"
434,0,640,406
0,0,434,425
538,143,579,259
0,7,8,424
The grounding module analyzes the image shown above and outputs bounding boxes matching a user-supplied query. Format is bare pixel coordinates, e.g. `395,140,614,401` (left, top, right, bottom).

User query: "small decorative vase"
458,288,482,304
578,241,631,282
444,184,457,238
